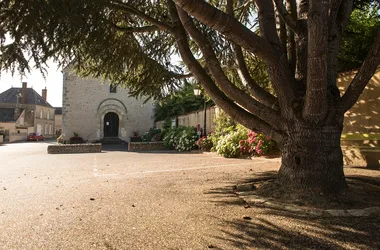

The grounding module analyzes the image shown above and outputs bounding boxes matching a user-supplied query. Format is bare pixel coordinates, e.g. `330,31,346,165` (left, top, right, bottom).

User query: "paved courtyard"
0,142,379,249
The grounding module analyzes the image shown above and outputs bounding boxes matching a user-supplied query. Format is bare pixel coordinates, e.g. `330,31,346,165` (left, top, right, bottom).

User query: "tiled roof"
0,88,53,108
0,108,17,122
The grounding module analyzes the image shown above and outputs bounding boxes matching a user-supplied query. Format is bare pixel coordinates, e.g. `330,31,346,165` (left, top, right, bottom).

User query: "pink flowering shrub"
196,135,213,151
239,131,274,156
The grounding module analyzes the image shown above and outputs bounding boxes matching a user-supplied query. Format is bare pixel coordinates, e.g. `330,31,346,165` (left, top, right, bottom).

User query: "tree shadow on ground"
212,210,380,249
206,171,380,249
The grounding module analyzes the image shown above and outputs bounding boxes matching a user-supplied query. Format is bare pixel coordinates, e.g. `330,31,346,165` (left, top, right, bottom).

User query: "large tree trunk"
278,124,347,194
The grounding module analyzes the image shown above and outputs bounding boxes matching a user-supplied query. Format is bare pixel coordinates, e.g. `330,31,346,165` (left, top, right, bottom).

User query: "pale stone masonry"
62,68,155,142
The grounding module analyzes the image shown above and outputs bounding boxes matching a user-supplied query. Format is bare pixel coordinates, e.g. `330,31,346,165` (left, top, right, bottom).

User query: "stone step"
96,137,126,145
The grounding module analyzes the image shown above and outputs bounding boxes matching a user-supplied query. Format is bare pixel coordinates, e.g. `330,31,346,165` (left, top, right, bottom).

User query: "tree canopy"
154,83,213,122
1,0,380,193
338,2,380,70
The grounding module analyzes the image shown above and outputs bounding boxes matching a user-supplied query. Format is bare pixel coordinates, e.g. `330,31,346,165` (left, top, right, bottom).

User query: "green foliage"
163,126,198,151
196,135,213,151
162,119,172,131
0,0,182,99
215,125,248,158
210,111,276,157
209,110,237,149
141,128,162,142
154,83,213,121
338,3,380,70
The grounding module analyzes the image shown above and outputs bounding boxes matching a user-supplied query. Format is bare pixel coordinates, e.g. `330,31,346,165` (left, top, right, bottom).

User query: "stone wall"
62,68,155,142
128,142,166,151
47,143,102,154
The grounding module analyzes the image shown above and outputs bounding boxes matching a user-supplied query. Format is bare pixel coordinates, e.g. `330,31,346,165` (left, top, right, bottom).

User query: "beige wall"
338,68,380,136
0,122,28,142
62,70,155,142
155,106,221,133
33,105,55,138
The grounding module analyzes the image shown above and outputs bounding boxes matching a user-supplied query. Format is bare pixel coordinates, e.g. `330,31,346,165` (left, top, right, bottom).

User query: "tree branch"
273,0,298,33
105,20,161,33
176,7,281,128
166,0,283,140
226,0,279,109
303,0,329,122
341,28,380,113
286,0,297,75
173,72,193,79
108,1,174,32
334,0,353,37
174,0,298,116
256,0,281,46
173,0,276,62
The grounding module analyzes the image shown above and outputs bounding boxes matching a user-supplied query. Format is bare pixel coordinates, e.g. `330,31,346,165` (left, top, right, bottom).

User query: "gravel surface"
0,142,379,249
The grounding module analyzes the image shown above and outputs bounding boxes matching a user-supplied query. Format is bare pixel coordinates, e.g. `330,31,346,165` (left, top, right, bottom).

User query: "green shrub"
163,126,198,151
196,135,213,151
163,128,178,149
215,125,248,158
141,128,162,142
210,111,237,150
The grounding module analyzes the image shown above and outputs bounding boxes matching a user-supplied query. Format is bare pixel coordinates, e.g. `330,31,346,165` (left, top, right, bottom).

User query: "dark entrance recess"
104,112,119,137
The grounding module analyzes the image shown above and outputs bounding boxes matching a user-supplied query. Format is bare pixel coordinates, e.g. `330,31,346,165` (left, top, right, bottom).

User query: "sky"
0,60,63,107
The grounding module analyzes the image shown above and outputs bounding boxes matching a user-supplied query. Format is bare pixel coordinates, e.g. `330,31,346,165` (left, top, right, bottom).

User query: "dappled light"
339,68,380,168
206,171,380,249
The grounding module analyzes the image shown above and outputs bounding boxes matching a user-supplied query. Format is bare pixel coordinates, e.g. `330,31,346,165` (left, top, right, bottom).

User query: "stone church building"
61,68,155,143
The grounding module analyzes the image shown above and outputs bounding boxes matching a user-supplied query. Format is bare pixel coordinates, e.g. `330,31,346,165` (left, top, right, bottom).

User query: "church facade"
61,68,155,142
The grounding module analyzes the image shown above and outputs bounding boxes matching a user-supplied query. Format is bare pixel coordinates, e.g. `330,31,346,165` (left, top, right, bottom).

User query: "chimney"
42,87,47,102
22,82,27,104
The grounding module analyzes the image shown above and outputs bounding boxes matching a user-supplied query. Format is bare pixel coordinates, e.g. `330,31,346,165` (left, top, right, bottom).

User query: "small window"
47,111,50,120
110,84,117,93
40,110,43,119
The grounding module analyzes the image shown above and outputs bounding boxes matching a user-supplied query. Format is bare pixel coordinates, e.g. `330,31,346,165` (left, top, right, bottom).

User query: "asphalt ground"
0,141,280,249
1,142,379,250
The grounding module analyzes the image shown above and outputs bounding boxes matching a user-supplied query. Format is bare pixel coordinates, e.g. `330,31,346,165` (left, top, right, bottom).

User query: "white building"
61,68,155,142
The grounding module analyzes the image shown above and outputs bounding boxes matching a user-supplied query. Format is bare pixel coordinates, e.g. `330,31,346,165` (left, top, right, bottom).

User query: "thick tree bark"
278,123,347,193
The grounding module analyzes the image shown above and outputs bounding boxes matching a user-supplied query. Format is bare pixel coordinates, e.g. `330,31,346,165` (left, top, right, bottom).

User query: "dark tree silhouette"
1,0,379,195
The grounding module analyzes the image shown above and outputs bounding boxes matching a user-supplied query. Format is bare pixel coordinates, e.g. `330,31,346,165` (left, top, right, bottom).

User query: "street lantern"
193,87,201,96
193,86,207,136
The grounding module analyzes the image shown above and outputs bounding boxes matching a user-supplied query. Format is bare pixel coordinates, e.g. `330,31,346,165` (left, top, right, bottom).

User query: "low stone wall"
128,142,166,151
47,143,102,154
341,139,380,167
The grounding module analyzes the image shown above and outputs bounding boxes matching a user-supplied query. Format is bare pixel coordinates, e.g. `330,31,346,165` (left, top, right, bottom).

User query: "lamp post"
194,87,207,136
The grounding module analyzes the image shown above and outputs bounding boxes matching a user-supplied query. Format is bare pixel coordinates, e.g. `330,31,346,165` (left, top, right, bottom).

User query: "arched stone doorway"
96,99,127,140
103,112,119,137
